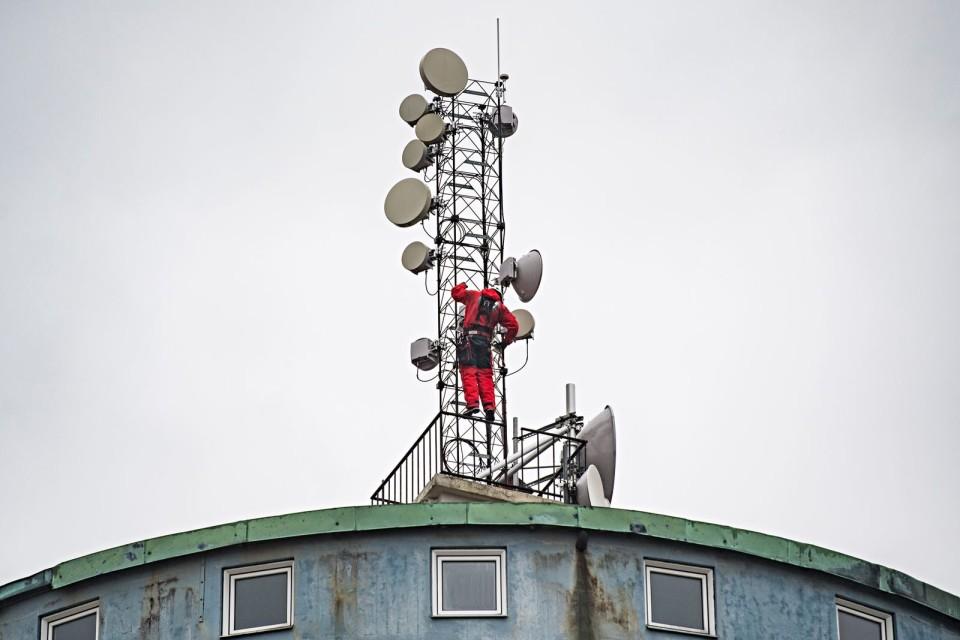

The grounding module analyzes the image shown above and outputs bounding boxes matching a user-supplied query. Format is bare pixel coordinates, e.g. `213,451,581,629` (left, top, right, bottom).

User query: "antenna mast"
374,44,616,508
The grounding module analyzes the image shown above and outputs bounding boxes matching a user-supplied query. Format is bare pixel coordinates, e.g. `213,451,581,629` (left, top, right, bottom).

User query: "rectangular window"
644,560,715,636
221,560,294,637
837,598,894,640
431,549,506,617
40,601,99,640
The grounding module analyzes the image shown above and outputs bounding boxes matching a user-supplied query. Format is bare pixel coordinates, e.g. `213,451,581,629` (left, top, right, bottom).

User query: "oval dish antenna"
384,178,432,227
415,113,446,145
498,249,543,302
402,140,433,172
578,406,616,502
513,309,535,340
401,241,434,274
399,94,430,126
419,48,468,96
576,464,610,507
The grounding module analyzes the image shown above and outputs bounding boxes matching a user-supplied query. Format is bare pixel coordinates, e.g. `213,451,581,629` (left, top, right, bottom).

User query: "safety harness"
458,293,500,368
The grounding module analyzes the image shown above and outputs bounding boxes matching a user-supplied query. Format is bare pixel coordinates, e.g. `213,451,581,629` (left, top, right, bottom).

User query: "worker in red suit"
451,283,519,422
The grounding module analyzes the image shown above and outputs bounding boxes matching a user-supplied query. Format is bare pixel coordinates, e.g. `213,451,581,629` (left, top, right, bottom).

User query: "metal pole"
566,383,576,415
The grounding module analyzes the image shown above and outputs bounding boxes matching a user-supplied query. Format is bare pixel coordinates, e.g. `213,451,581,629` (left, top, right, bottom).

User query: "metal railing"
370,411,586,505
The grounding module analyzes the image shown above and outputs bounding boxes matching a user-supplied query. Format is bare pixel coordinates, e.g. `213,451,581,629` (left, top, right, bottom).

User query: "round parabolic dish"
514,309,535,339
415,113,446,145
579,406,616,502
399,94,429,126
384,178,432,227
419,48,468,96
401,241,432,273
402,140,431,171
513,250,543,302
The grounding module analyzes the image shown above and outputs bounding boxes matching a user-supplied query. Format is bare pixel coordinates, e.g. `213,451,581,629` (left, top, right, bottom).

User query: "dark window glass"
649,571,705,630
233,572,289,631
51,613,96,640
441,560,498,611
839,610,884,640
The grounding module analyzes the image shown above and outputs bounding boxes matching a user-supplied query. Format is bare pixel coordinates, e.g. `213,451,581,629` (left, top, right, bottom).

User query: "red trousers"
460,365,495,411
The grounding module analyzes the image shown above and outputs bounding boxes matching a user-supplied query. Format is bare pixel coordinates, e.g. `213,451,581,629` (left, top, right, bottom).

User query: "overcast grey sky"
1,1,958,596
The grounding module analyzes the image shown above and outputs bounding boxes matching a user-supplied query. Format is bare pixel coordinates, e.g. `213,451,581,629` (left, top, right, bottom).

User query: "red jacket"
451,283,519,344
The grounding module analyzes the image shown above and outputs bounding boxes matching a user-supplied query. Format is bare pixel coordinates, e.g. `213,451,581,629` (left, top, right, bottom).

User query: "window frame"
644,559,716,636
40,600,100,640
431,548,507,618
221,560,295,637
836,597,894,640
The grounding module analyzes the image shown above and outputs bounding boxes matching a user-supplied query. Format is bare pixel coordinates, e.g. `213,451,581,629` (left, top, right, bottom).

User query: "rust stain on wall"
138,576,178,640
566,552,637,640
331,552,363,639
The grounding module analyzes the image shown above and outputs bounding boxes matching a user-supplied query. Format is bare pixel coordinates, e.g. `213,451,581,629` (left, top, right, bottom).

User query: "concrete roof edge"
0,503,956,623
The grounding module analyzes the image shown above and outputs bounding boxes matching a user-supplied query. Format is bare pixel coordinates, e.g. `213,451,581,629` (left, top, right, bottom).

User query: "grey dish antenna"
401,241,434,274
578,406,616,502
576,465,610,508
384,178,432,227
498,249,543,302
402,140,433,172
419,48,468,97
399,94,430,126
488,105,519,138
513,309,535,340
414,113,447,145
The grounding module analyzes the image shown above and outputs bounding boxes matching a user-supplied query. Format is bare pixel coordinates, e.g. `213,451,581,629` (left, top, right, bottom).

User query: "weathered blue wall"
2,526,958,639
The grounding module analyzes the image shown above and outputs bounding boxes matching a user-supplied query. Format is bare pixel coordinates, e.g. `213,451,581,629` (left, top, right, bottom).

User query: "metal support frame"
429,79,508,469
371,76,586,506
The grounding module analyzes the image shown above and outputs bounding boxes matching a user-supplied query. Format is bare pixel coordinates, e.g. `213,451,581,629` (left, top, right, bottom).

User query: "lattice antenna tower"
375,43,616,509
383,45,535,477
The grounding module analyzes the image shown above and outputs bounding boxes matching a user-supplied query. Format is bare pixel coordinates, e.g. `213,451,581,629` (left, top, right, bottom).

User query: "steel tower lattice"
431,78,509,474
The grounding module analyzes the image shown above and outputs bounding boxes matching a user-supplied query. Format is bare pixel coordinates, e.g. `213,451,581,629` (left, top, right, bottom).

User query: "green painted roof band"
0,503,956,623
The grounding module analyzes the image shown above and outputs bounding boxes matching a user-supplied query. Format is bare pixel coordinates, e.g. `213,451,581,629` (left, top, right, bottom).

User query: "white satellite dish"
402,241,434,274
498,250,543,302
384,178,432,227
576,464,610,507
513,309,535,340
419,48,468,97
402,140,433,172
487,104,519,138
578,406,616,502
415,113,446,145
399,94,430,126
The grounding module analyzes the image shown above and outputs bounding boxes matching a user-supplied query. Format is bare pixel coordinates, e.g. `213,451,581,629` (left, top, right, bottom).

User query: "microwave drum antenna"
419,48,468,97
402,240,434,274
415,113,447,145
487,105,519,138
513,309,535,340
399,94,430,126
402,140,433,172
578,406,617,502
384,178,432,227
498,249,543,302
576,464,610,508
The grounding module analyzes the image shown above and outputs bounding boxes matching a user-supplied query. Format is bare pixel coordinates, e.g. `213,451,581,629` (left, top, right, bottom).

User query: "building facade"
1,503,958,639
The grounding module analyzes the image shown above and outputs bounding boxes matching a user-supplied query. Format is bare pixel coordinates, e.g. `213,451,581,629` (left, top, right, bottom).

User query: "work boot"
485,409,496,423
462,407,479,418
